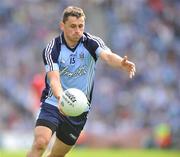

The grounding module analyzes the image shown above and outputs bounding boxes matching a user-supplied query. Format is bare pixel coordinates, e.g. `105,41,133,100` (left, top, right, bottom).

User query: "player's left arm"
99,50,136,78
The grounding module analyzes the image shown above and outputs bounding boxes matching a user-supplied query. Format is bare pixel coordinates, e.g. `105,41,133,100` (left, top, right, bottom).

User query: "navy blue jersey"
41,32,110,107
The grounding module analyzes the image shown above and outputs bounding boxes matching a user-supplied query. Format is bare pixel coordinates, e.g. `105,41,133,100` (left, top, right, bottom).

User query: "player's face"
60,16,85,46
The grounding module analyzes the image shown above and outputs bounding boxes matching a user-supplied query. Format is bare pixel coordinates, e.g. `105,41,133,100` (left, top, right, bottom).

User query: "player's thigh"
33,126,53,147
34,103,59,145
48,137,73,156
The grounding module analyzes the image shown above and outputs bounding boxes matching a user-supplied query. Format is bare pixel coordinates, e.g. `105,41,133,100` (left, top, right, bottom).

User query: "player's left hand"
121,56,136,78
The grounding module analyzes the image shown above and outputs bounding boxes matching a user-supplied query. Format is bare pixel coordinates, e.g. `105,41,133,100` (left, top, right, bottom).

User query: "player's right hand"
57,96,67,116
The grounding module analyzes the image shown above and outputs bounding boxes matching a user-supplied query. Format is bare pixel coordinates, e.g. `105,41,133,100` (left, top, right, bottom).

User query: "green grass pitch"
0,148,180,157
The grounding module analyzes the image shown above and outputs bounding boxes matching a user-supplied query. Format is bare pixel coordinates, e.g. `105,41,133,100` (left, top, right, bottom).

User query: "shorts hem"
35,119,57,133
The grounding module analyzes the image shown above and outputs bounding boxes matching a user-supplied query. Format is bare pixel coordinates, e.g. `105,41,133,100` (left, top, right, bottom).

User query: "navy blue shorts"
36,103,88,145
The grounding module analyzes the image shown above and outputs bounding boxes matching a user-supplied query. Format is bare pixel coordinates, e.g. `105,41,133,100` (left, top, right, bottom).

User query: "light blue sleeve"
93,36,111,57
96,46,111,57
42,38,60,72
45,63,59,72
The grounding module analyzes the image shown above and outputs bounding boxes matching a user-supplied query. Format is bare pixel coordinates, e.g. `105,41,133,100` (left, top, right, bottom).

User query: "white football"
60,88,89,117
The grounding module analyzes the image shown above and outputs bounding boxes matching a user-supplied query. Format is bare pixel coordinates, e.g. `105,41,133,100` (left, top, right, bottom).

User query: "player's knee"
34,136,49,150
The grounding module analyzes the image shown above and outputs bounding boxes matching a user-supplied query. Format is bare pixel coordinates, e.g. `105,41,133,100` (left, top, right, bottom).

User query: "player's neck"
64,35,78,48
67,41,77,48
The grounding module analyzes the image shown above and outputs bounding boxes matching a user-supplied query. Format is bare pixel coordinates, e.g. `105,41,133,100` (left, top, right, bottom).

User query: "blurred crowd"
0,0,180,149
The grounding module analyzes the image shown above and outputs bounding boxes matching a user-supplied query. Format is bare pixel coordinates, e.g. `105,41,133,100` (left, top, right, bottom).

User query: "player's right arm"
42,38,63,104
47,71,63,101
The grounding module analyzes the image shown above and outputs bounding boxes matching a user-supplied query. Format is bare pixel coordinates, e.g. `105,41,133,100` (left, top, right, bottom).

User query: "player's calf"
46,137,73,157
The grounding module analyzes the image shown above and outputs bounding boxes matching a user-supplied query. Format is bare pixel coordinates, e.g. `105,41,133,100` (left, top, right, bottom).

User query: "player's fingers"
132,66,136,73
132,67,136,74
129,70,135,78
59,105,67,116
132,71,135,76
129,72,133,79
130,64,136,73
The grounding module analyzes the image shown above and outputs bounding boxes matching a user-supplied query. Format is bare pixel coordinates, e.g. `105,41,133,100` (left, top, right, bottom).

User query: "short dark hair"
62,6,86,23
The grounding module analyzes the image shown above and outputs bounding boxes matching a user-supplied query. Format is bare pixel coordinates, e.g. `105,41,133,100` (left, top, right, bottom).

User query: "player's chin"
74,37,81,42
73,35,82,40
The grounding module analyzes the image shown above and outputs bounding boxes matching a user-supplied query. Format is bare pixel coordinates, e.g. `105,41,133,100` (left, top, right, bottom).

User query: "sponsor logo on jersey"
63,65,88,77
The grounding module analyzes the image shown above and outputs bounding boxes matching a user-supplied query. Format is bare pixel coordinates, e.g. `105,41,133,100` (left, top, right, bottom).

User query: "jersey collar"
59,32,86,52
60,32,86,44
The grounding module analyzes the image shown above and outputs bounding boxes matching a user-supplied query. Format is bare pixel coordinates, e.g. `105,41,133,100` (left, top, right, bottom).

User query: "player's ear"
59,21,64,31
